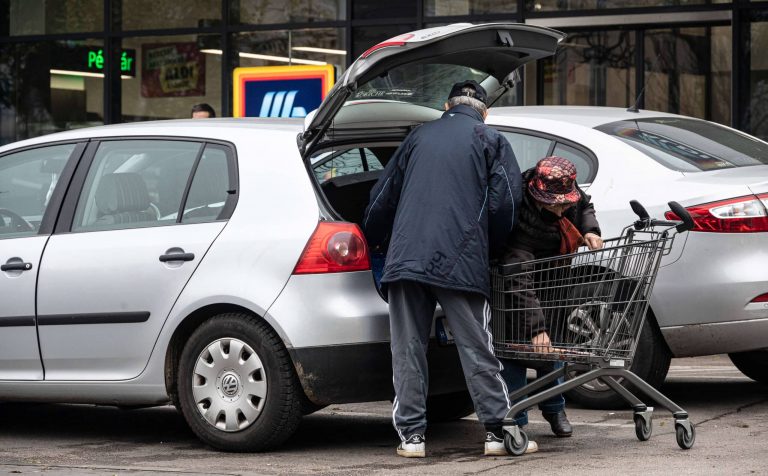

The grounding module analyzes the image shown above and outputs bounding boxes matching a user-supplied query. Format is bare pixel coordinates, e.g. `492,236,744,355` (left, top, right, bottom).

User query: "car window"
72,140,202,232
312,148,383,183
552,143,594,184
596,117,768,172
0,144,75,239
500,131,553,173
181,145,232,224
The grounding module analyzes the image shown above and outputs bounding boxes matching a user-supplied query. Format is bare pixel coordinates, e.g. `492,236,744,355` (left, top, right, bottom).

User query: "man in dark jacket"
498,156,602,450
364,80,522,458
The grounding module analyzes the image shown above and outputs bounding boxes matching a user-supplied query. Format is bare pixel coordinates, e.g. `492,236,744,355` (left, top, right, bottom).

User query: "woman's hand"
531,332,553,353
584,232,603,250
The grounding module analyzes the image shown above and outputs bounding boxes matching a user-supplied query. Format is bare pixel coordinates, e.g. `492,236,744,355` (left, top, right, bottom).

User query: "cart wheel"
675,421,695,450
634,414,652,441
503,428,529,457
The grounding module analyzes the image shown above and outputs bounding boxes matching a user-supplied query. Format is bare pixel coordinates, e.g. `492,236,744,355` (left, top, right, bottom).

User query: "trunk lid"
299,23,565,154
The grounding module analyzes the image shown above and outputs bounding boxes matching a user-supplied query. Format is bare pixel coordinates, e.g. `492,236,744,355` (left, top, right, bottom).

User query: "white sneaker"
526,440,539,454
484,433,539,456
397,434,425,458
484,432,507,456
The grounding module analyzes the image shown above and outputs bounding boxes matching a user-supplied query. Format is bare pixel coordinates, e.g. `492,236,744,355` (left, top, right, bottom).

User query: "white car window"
313,148,384,183
72,140,201,232
501,132,553,172
0,144,75,239
181,145,232,224
552,142,594,185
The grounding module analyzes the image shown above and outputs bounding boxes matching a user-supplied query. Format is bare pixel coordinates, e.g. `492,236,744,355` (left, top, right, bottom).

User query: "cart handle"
629,200,694,233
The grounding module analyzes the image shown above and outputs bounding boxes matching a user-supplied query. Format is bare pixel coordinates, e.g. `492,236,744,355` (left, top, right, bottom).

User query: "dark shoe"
543,411,573,437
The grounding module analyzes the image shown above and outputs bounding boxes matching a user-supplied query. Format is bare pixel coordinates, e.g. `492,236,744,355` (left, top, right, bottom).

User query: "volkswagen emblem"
221,373,240,397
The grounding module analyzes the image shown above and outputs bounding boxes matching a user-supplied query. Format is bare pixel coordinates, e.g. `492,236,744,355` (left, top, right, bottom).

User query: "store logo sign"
259,90,308,118
233,65,334,119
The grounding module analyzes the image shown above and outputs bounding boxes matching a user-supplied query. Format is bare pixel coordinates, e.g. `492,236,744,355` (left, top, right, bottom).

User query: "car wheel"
566,312,671,409
729,349,768,383
426,390,475,422
177,313,302,452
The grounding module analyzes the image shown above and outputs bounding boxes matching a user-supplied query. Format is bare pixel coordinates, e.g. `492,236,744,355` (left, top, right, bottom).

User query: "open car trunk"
302,22,565,225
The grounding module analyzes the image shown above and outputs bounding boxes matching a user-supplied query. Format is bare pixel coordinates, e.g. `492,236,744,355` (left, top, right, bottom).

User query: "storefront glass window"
120,0,220,31
526,0,728,13
0,40,104,145
644,27,731,125
229,0,345,24
120,34,221,122
234,28,346,73
541,30,636,108
748,16,768,140
353,0,416,19
1,0,103,36
425,0,517,16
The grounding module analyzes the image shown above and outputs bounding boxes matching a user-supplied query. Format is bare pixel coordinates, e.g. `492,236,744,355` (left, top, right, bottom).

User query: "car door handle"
159,252,195,263
1,261,33,272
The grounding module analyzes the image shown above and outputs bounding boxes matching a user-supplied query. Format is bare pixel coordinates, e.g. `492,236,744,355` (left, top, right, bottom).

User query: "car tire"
426,390,476,422
566,312,671,410
729,349,768,383
177,313,302,452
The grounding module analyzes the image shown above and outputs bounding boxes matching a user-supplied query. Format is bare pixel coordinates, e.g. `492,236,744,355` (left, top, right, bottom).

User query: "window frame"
0,140,87,240
55,136,239,234
493,126,600,185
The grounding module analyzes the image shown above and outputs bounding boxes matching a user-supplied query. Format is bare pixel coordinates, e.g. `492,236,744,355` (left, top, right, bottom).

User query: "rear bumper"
661,317,768,358
289,342,467,405
652,231,768,356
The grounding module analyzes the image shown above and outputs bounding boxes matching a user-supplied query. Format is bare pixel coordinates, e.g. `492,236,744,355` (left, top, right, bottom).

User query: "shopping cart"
491,200,696,456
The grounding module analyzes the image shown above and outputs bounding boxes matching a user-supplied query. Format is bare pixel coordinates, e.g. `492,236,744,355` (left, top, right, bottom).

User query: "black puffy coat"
363,104,522,299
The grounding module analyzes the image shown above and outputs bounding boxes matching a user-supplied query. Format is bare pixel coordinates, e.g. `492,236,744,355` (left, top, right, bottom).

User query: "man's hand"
584,232,603,250
531,332,553,353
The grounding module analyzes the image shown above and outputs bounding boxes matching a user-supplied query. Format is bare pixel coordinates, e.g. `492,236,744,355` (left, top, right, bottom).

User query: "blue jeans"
499,358,565,426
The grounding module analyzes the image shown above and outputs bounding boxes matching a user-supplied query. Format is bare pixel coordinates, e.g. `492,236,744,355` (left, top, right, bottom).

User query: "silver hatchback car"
0,23,564,451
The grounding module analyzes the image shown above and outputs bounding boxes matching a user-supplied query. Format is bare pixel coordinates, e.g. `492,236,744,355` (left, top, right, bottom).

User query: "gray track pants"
388,280,511,440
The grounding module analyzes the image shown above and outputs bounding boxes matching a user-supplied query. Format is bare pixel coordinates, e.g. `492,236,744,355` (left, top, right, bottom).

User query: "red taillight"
665,194,768,233
751,293,768,303
293,222,370,274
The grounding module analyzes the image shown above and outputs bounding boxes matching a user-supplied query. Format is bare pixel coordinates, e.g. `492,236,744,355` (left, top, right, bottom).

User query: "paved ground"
0,355,766,475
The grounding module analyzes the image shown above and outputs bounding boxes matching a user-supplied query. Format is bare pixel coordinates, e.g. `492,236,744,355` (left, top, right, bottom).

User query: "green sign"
86,49,136,76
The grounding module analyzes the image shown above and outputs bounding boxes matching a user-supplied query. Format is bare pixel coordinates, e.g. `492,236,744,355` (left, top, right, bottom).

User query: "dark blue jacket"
363,104,522,299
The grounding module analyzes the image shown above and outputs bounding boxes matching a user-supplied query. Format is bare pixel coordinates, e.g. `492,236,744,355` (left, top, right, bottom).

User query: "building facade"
1,0,767,145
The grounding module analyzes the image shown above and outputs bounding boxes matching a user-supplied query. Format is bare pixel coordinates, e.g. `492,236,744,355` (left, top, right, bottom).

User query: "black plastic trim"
289,341,466,405
37,312,150,326
0,316,36,327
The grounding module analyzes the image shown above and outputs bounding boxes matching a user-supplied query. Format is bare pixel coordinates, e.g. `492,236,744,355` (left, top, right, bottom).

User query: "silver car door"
36,140,237,380
0,143,83,380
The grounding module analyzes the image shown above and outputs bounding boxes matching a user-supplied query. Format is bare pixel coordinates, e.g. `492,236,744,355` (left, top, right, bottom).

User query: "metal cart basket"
492,200,696,455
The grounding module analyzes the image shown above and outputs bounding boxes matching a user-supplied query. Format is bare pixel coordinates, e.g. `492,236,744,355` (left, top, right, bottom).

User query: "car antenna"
627,52,662,113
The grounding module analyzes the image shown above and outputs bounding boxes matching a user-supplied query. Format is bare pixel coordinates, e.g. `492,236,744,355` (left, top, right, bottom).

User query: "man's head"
191,103,216,119
445,80,488,119
528,157,580,217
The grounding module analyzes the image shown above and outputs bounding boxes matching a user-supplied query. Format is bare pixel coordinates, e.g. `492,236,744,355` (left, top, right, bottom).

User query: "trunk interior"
308,139,402,227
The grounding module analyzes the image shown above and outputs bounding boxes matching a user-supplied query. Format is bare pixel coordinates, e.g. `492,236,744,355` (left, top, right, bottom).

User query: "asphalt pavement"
0,355,766,475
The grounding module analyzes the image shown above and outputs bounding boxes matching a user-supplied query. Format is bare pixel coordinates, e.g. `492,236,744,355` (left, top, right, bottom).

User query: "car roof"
0,117,305,153
488,106,682,128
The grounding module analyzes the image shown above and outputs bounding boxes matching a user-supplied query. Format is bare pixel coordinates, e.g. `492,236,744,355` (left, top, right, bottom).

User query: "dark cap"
448,80,488,105
528,156,581,205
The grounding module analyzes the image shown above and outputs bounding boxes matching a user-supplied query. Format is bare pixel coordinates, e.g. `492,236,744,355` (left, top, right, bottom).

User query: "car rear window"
595,117,768,172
